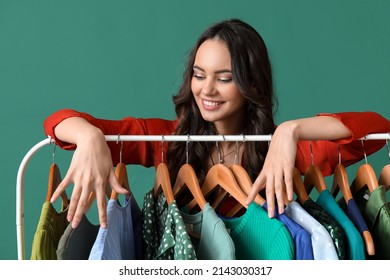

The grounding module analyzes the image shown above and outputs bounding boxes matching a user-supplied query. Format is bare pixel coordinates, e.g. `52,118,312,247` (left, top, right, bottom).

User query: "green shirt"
142,189,197,260
222,202,294,260
30,201,69,260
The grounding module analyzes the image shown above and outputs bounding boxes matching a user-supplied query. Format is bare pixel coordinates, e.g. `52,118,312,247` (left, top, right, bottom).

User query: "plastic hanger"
352,140,379,193
46,144,68,207
378,138,390,191
304,142,327,195
330,146,375,256
111,138,131,201
172,137,207,210
153,136,174,205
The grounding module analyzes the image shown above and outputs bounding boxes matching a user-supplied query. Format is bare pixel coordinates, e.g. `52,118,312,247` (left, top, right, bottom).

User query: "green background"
1,0,389,260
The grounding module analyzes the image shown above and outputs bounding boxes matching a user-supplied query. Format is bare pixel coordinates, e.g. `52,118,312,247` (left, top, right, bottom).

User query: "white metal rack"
16,133,390,260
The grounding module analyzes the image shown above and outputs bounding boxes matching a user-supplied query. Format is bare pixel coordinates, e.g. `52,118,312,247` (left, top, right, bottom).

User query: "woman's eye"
193,74,205,80
218,78,232,83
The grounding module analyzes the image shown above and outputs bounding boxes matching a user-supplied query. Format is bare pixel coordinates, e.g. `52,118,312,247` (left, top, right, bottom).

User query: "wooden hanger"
292,167,310,204
353,140,379,193
352,163,378,193
304,164,327,195
110,162,131,201
331,163,375,256
379,164,390,191
187,163,248,215
173,163,207,210
46,163,68,208
230,164,265,206
153,162,174,205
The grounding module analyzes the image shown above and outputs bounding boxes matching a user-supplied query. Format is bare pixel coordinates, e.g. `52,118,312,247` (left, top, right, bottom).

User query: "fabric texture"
57,214,99,260
284,201,338,260
316,189,365,260
30,202,69,260
179,203,236,260
222,202,294,260
301,198,347,260
263,202,314,260
349,184,390,260
89,195,143,260
142,190,197,260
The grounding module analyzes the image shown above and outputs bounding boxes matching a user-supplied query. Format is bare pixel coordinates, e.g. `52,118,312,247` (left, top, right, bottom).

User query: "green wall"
1,0,389,260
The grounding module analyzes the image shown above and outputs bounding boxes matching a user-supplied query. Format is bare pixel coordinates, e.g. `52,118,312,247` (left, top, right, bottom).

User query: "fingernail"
71,221,79,229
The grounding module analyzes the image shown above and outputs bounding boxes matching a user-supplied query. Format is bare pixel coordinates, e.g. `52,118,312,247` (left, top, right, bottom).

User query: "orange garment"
43,109,390,176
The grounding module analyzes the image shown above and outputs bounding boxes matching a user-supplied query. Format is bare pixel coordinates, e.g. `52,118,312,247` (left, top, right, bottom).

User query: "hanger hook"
338,144,342,165
161,135,165,164
186,134,190,164
360,138,368,164
116,134,123,163
385,133,390,160
216,139,221,164
52,142,56,164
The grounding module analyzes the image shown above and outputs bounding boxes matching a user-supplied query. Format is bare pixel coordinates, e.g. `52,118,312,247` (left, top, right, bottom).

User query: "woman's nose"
201,78,216,96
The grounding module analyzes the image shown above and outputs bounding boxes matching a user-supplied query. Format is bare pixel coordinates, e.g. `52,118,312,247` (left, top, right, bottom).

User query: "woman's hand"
50,118,128,229
246,121,298,217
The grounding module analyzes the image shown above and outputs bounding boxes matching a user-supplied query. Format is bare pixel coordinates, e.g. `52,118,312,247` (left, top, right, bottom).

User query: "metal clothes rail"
16,133,390,259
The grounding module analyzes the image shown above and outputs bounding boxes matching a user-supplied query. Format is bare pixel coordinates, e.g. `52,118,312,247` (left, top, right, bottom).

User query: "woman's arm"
247,116,352,218
51,116,129,229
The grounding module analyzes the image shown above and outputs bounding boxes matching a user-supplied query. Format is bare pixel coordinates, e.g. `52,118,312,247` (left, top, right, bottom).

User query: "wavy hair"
167,18,277,184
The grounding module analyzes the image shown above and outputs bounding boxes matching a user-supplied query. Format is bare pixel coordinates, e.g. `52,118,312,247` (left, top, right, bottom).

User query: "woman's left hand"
246,121,298,217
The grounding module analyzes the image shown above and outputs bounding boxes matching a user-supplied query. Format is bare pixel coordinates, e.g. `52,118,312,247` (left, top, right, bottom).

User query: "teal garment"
180,203,235,260
222,202,294,260
316,190,365,260
301,198,347,260
142,190,197,260
352,185,390,260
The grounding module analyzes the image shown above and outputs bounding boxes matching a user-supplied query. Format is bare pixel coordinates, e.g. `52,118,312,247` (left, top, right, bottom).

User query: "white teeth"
204,100,222,106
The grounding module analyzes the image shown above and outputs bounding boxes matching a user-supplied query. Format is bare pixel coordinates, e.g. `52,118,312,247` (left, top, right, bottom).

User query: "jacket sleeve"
43,108,179,167
295,112,390,176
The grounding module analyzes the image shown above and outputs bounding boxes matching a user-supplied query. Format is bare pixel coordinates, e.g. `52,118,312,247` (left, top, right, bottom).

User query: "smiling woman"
43,19,390,236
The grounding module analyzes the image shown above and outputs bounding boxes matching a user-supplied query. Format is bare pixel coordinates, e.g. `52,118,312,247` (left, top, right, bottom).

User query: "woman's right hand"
50,117,128,229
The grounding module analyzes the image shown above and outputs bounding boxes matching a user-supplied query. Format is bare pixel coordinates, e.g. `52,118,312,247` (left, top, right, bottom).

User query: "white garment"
284,201,338,260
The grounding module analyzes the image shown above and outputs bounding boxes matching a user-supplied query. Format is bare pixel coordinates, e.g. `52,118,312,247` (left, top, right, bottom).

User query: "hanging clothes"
315,189,365,260
142,190,197,260
221,202,294,260
30,201,69,260
179,203,235,260
88,194,143,260
349,184,390,259
300,198,347,260
284,201,338,260
262,202,314,260
56,214,99,260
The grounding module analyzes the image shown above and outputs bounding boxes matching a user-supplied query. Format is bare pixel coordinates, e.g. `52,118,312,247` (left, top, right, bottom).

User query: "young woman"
44,19,390,229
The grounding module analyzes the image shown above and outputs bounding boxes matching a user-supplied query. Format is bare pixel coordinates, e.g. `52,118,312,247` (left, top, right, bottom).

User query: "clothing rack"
16,133,390,260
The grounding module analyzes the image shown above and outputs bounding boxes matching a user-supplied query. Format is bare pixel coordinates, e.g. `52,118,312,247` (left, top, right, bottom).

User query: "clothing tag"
363,193,370,201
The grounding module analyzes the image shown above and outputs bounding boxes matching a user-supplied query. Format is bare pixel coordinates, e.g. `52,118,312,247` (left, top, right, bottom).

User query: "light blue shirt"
89,195,143,260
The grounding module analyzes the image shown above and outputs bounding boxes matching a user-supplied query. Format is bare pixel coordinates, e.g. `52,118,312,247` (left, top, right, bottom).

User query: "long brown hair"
167,18,277,184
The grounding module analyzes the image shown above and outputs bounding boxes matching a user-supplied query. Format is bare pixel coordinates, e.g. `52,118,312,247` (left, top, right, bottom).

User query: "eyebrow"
193,65,232,74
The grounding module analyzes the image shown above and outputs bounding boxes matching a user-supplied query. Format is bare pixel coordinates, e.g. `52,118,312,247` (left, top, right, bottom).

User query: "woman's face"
191,39,246,134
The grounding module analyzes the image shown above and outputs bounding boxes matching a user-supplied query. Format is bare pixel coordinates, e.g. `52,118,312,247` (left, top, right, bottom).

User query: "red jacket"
44,109,390,176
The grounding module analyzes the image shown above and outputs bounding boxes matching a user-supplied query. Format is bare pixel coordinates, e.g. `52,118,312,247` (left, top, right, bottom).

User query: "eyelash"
193,74,232,83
